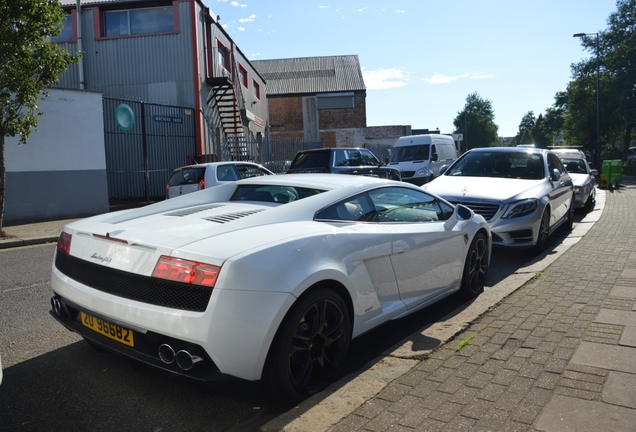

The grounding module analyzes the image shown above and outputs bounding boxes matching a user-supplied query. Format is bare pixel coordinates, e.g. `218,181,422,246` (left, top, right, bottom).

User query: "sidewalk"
263,177,636,432
0,219,77,249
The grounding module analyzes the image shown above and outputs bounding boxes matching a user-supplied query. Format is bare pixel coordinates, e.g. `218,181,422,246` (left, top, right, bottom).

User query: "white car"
166,161,273,199
50,174,490,403
424,147,575,255
551,148,597,212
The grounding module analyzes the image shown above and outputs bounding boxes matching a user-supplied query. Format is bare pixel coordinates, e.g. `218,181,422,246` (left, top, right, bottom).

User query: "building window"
238,64,248,88
218,41,231,72
253,80,261,99
104,6,174,37
48,14,74,43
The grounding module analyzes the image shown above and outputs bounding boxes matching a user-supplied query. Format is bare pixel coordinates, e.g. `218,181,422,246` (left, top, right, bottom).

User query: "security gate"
103,98,196,204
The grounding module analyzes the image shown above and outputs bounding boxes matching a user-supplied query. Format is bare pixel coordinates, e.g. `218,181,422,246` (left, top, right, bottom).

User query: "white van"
388,134,458,185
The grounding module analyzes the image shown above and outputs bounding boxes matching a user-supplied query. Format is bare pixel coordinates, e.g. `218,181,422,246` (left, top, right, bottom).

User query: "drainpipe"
190,0,204,156
76,0,85,89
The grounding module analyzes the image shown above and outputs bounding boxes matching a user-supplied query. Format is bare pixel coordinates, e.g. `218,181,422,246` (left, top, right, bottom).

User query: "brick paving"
331,177,636,432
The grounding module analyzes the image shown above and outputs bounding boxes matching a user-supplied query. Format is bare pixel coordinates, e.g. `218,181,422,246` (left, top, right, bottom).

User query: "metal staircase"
205,75,244,136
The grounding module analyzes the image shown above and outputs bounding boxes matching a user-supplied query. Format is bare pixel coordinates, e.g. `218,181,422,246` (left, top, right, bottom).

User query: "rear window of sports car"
230,185,326,203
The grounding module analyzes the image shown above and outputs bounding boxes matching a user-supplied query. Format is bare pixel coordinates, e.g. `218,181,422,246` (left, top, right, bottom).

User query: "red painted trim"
189,0,204,155
94,1,180,41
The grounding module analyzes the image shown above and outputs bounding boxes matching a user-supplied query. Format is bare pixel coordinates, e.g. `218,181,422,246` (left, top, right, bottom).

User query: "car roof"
466,146,546,154
550,148,586,158
236,173,402,190
298,147,369,152
172,161,264,171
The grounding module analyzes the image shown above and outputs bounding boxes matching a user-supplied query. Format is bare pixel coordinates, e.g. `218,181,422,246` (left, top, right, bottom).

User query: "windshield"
390,145,430,162
560,158,588,174
446,151,545,180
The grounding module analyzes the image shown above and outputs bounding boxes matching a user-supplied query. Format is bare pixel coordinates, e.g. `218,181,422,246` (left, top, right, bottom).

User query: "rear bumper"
49,293,234,382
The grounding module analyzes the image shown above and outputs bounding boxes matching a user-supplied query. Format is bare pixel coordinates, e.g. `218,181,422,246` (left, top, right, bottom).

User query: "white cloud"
395,9,405,14
230,1,247,8
362,67,410,90
239,14,256,23
237,26,245,31
423,72,493,84
358,7,367,13
319,5,329,9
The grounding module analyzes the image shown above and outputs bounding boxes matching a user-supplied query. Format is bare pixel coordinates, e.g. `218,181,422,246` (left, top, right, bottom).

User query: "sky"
205,0,618,137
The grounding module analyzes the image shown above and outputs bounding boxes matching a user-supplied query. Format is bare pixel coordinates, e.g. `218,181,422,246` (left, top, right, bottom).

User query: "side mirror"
550,168,561,182
439,165,448,175
431,153,439,162
444,204,473,230
590,169,598,177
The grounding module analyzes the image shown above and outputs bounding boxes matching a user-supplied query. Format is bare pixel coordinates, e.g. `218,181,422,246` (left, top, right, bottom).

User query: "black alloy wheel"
461,232,489,299
265,287,351,405
564,195,575,231
534,209,550,255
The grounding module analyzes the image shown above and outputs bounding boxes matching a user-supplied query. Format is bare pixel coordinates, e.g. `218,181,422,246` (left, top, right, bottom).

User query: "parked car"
166,162,273,199
286,148,401,180
50,174,490,403
423,146,575,255
387,134,458,185
628,146,636,163
551,148,597,213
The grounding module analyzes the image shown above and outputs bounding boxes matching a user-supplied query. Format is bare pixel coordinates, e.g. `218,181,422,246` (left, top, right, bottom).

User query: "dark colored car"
287,148,401,181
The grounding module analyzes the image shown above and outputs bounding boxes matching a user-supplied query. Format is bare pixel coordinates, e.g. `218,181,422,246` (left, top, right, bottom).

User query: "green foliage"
453,92,499,150
0,0,77,140
0,0,78,232
565,0,636,160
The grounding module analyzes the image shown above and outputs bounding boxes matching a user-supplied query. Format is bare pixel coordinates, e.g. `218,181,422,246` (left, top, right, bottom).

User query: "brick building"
252,55,369,147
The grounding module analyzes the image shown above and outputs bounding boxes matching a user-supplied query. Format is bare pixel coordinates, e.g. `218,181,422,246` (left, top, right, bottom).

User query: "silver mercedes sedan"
423,146,575,255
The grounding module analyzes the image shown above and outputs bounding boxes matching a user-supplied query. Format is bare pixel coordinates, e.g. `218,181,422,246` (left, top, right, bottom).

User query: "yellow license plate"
80,312,134,347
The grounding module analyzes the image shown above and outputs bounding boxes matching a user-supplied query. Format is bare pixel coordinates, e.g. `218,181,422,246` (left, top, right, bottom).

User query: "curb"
0,236,59,250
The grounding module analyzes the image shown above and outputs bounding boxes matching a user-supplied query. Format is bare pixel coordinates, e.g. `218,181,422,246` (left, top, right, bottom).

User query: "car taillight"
199,178,205,190
57,231,72,254
152,256,220,288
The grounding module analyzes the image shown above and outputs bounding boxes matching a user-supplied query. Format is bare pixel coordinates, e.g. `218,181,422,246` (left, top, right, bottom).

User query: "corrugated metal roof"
59,0,162,6
251,55,366,96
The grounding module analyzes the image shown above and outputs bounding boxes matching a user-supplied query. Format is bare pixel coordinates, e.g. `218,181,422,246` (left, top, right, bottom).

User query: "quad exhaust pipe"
51,297,62,316
158,344,202,370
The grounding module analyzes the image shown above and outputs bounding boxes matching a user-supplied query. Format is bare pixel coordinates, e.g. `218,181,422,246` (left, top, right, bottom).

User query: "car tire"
264,287,351,405
584,195,594,213
534,209,550,255
460,232,489,300
564,195,575,231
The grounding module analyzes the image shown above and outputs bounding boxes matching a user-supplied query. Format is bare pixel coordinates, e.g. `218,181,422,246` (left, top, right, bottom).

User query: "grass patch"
455,333,477,352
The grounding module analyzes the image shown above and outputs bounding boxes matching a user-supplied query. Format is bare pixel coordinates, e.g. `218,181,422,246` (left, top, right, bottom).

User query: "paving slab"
619,326,636,347
609,285,636,299
594,309,636,327
603,371,636,408
571,342,636,374
534,395,636,432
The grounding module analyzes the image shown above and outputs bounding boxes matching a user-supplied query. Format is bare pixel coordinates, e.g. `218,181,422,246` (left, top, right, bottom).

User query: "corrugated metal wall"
56,3,195,107
103,97,196,203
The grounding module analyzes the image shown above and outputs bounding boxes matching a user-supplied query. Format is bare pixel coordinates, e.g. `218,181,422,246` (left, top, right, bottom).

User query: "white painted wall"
4,88,110,224
6,89,106,171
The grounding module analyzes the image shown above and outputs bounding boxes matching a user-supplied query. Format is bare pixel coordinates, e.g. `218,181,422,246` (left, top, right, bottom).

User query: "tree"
512,111,536,146
567,0,636,161
0,0,77,234
453,92,499,151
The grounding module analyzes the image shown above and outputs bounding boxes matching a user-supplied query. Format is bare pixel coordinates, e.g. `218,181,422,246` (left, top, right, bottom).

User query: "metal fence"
103,97,196,203
222,136,322,173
